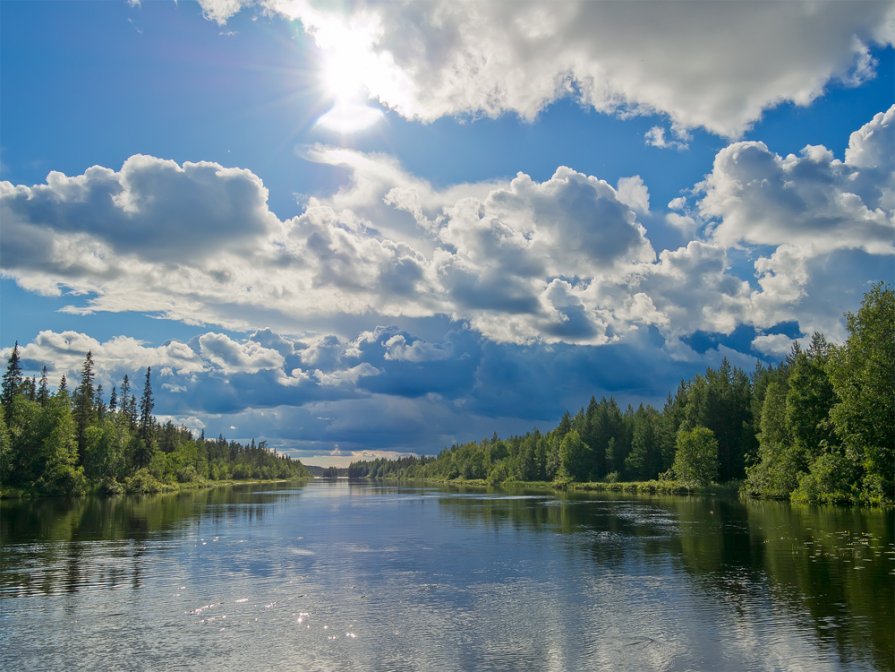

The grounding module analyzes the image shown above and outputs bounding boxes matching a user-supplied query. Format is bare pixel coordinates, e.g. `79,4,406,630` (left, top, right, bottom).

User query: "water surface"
1,481,892,671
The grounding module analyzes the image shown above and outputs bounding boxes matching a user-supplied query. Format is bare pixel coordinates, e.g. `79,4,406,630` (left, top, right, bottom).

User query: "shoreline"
0,477,310,500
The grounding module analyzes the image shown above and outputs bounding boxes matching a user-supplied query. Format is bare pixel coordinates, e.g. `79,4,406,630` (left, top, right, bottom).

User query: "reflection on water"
0,481,891,671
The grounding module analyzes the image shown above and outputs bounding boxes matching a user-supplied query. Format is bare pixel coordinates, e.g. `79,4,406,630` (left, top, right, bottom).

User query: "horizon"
2,0,893,468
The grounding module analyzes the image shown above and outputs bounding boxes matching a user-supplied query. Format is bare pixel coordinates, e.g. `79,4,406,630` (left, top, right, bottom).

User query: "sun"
314,26,385,134
321,45,367,104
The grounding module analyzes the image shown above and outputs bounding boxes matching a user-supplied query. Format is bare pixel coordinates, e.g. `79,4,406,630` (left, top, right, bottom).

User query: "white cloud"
2,107,891,349
314,362,381,387
198,332,285,373
203,0,894,137
10,330,205,381
689,105,895,334
616,176,650,213
665,213,699,239
198,0,244,25
644,126,688,150
0,154,276,263
752,333,797,358
700,136,894,255
382,334,452,363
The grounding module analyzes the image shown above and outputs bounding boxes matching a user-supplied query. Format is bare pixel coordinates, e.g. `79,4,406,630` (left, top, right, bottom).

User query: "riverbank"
365,475,742,498
0,475,309,499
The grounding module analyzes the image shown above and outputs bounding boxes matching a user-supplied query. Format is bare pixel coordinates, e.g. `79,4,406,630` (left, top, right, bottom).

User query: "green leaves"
672,426,719,487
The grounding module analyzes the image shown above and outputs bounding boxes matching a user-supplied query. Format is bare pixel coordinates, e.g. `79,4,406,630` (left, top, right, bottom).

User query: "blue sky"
1,0,893,466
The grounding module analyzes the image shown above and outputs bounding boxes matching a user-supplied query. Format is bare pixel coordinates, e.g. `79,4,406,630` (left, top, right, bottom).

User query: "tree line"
349,284,894,505
0,353,308,495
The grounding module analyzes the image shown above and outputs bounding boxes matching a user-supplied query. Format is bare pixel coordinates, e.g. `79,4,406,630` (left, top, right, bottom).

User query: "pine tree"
108,385,118,412
37,367,50,406
1,342,23,410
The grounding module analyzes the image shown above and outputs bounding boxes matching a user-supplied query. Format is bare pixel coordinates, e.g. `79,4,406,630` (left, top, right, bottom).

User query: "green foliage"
744,381,803,498
0,406,11,483
350,283,892,507
785,334,836,457
1,342,23,410
791,451,857,505
83,415,130,482
558,429,591,481
0,352,308,496
672,426,719,487
124,467,169,494
826,282,894,502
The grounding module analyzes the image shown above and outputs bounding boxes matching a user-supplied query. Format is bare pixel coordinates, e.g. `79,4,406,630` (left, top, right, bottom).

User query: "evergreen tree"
37,367,50,406
120,374,137,428
1,342,23,410
786,334,836,460
108,385,118,412
23,377,37,401
139,367,154,443
74,351,97,464
94,384,106,421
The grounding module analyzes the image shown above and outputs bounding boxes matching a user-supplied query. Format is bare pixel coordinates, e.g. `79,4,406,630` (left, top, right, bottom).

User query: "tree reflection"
0,484,304,597
435,489,894,670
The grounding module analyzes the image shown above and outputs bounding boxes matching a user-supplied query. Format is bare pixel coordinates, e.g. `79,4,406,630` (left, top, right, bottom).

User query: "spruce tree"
94,384,106,421
1,342,23,410
37,367,50,406
74,351,96,464
139,367,154,444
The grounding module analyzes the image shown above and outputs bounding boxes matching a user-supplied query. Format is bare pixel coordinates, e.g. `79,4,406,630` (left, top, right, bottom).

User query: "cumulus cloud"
314,362,381,387
0,154,276,264
699,120,895,255
3,107,892,349
12,330,205,379
382,333,452,363
688,104,895,334
0,150,658,345
752,333,797,358
198,332,285,373
201,0,893,137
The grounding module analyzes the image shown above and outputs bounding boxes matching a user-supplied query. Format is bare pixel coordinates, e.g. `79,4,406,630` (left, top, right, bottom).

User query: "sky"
1,0,893,467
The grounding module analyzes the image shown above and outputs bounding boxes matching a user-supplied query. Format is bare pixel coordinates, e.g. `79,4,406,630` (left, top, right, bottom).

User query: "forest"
0,353,308,496
349,284,894,506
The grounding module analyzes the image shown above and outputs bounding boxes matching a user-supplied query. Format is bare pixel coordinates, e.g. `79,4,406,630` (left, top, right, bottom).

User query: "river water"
1,481,892,671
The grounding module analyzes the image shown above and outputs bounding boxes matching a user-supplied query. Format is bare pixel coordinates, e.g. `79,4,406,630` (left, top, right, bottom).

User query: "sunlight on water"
1,482,891,671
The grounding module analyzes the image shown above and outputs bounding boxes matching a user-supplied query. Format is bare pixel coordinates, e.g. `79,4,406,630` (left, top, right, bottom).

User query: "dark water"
1,481,892,671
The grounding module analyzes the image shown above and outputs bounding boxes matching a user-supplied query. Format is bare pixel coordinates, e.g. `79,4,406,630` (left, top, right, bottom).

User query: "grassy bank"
368,475,742,498
0,476,309,499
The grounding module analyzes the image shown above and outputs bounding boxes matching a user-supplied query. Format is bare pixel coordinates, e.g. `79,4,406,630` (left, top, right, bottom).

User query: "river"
1,480,892,671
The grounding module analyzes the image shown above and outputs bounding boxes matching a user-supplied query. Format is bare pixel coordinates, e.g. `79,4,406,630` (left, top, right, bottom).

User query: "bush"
175,465,201,483
792,452,856,504
123,468,168,494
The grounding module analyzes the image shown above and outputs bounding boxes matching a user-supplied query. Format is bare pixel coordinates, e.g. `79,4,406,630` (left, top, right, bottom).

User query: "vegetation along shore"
349,284,894,506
